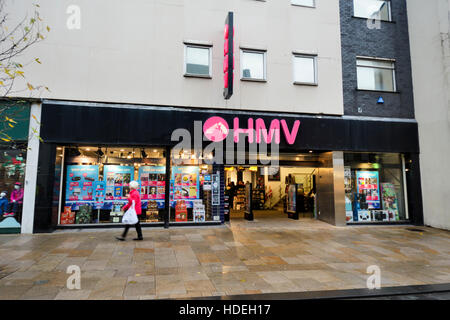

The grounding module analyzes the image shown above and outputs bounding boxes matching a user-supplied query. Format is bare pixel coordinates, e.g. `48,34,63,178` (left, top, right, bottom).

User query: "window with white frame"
291,0,315,7
184,44,212,77
241,49,266,81
353,0,392,21
293,54,317,85
356,58,396,92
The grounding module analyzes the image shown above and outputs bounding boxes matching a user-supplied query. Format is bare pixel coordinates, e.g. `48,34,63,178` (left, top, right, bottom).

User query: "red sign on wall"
223,12,234,100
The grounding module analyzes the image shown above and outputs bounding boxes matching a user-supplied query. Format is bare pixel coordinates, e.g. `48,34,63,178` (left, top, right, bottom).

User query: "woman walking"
116,181,143,241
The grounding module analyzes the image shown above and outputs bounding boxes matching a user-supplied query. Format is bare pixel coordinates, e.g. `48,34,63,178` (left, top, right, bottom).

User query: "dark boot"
116,225,130,241
134,222,143,240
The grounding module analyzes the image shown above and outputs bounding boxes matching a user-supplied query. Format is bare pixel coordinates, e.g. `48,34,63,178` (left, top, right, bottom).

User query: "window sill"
351,16,396,24
294,81,318,87
184,74,212,79
241,78,267,83
291,4,316,9
356,88,400,94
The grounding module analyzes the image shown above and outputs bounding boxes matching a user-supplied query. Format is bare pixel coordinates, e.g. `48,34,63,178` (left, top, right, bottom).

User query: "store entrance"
224,155,319,222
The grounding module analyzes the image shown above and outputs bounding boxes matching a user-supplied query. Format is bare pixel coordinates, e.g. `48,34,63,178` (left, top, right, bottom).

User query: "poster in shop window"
172,166,200,200
138,166,166,200
65,165,99,201
212,174,220,206
93,181,106,204
103,165,135,200
356,171,380,210
344,166,354,222
381,183,400,221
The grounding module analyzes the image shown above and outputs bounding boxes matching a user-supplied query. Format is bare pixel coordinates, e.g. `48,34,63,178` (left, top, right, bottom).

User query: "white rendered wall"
407,0,450,230
6,0,344,115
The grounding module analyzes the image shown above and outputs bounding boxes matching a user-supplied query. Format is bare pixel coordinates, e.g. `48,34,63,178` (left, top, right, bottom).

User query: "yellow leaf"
32,114,37,121
8,123,14,128
46,26,50,32
0,81,4,86
35,58,41,64
6,117,17,124
16,70,24,77
27,83,34,90
1,138,10,142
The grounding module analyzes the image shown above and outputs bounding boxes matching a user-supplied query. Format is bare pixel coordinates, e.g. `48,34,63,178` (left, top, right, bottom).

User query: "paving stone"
124,282,155,297
21,285,60,300
0,218,449,300
55,289,92,300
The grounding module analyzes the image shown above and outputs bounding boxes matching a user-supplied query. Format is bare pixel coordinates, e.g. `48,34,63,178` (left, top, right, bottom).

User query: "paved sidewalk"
0,216,449,300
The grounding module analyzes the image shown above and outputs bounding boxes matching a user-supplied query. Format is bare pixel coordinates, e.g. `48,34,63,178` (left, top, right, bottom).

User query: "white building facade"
407,0,450,230
1,0,424,233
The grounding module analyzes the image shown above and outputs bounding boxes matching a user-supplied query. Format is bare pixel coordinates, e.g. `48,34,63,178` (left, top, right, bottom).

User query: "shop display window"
169,150,219,223
56,146,166,225
344,153,407,223
0,144,26,230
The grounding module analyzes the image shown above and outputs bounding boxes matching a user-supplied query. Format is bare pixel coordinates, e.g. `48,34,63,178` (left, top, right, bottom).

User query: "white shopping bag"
122,200,138,225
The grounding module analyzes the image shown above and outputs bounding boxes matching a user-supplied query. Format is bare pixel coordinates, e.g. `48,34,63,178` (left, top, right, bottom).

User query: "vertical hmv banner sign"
223,12,234,100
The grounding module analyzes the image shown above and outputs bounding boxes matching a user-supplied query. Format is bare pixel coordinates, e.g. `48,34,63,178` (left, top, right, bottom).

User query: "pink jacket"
11,189,24,203
123,189,142,215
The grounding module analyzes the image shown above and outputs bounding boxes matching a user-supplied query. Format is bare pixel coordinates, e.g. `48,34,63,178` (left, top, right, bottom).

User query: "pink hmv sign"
203,116,301,145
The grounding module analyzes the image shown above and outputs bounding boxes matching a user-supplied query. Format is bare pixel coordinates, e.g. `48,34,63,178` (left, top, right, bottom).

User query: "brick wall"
340,0,415,118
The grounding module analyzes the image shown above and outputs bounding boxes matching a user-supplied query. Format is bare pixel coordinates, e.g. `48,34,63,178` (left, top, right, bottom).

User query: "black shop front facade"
31,100,423,233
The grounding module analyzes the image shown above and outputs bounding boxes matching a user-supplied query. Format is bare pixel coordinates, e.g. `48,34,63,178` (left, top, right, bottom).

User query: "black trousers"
122,219,143,239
